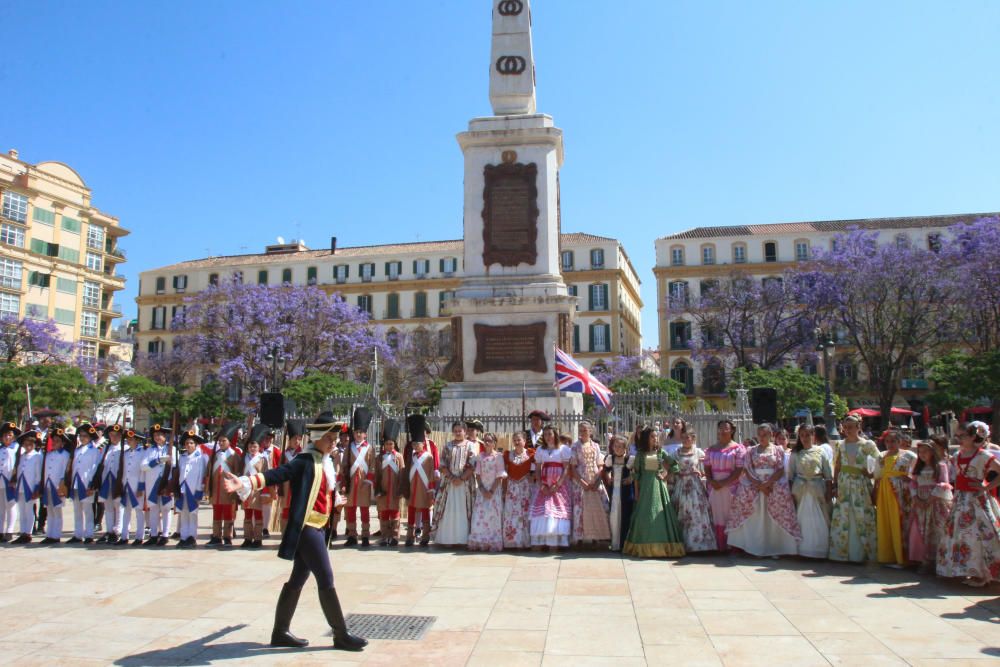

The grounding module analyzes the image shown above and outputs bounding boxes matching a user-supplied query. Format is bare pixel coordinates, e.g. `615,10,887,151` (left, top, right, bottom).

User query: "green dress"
623,450,686,558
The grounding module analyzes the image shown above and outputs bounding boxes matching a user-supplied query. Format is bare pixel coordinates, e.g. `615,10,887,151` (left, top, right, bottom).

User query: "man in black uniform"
223,412,367,652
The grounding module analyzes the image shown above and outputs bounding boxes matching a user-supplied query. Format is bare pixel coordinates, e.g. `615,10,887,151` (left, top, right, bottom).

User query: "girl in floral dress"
704,420,747,551
727,424,802,558
468,433,506,552
502,432,534,549
602,435,634,552
571,421,610,546
672,431,717,553
529,426,573,550
432,422,476,547
875,430,917,567
828,415,879,562
790,425,833,559
937,423,1000,587
908,440,952,572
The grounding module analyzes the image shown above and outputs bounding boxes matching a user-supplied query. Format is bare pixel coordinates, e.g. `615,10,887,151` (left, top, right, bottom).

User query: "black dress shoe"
115,537,129,546
66,536,82,544
388,538,399,546
0,535,9,544
270,629,309,648
240,539,252,548
262,529,270,539
207,536,222,546
13,534,31,544
360,537,370,548
171,531,180,539
157,536,168,546
143,537,157,546
40,537,58,544
132,539,143,546
223,537,233,546
405,536,414,546
344,536,358,547
84,537,95,544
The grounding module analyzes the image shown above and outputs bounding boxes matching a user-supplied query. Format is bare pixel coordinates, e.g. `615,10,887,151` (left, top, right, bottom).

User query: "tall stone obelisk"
439,0,582,415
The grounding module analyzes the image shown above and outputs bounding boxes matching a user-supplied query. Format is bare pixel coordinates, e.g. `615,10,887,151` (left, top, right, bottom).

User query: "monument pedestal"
438,292,582,415
437,0,584,417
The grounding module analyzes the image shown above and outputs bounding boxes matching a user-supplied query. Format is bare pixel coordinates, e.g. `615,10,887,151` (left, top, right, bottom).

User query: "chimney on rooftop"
331,237,337,255
8,149,18,159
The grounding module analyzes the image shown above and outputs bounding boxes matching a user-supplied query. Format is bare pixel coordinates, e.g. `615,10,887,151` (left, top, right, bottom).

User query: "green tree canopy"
928,350,1000,436
283,371,366,417
0,364,96,422
729,366,848,422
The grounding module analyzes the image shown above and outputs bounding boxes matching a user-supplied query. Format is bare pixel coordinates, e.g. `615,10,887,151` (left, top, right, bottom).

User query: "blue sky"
5,1,999,345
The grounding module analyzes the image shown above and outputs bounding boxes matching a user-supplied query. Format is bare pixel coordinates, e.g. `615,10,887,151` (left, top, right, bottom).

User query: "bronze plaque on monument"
473,322,547,374
482,162,539,267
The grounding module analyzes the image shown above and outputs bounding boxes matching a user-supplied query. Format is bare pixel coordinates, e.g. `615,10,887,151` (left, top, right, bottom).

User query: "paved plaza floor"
2,513,999,667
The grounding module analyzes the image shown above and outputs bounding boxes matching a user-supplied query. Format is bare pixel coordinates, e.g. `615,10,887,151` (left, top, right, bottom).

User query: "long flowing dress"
908,462,952,565
603,453,634,552
705,443,747,550
468,452,506,552
571,440,611,544
791,447,833,558
502,448,534,549
876,449,917,565
671,447,717,552
623,450,685,558
937,449,1000,582
529,445,573,547
727,445,802,556
431,440,476,545
828,439,879,562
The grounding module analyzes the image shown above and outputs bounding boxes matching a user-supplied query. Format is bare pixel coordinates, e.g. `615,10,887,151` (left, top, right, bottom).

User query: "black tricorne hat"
218,422,241,442
382,419,402,444
104,423,125,437
76,423,99,441
17,430,41,445
352,407,372,432
249,423,274,444
285,419,306,438
181,429,206,445
50,427,73,446
406,414,427,443
528,409,551,422
149,423,173,435
0,422,21,438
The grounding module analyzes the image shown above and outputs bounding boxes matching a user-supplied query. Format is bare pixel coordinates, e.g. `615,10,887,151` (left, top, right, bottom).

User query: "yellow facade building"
0,149,129,363
136,232,641,370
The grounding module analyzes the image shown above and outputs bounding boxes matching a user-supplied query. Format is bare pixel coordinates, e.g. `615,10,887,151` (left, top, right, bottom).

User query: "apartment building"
653,212,993,408
0,149,129,363
136,232,642,369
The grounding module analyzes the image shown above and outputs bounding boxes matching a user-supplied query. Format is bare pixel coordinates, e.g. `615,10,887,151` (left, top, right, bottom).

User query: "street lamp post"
815,328,839,439
264,346,287,392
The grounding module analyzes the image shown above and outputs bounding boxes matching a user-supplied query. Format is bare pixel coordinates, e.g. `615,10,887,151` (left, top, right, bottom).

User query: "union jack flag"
554,347,613,408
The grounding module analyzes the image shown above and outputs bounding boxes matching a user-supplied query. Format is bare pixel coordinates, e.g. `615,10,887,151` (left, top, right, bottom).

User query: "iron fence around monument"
286,390,754,453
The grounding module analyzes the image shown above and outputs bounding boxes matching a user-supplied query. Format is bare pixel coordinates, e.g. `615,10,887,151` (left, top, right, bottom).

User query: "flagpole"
553,343,561,431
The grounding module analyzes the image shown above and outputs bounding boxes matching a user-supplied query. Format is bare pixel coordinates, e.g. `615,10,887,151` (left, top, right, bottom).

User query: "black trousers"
288,526,334,590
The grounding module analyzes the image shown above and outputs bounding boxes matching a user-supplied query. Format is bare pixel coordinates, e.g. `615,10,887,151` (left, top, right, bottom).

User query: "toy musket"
24,384,33,431
113,413,125,500
156,411,179,497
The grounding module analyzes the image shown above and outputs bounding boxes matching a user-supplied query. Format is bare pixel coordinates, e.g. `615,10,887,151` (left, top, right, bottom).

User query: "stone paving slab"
2,512,999,666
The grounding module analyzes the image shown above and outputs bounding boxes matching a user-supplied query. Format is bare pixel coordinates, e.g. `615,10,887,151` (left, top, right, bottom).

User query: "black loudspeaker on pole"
259,392,285,428
750,387,778,424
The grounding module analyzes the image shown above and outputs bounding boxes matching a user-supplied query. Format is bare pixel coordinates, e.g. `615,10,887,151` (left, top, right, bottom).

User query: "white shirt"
44,449,71,490
17,450,42,498
123,445,146,489
0,442,20,482
141,444,173,494
71,442,103,488
177,451,208,493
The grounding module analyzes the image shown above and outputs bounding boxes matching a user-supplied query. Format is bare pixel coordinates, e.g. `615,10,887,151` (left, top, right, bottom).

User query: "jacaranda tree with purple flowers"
173,280,391,401
675,269,814,372
0,315,73,365
794,229,954,428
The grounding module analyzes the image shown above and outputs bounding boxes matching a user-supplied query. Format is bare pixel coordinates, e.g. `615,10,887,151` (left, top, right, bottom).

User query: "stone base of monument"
438,383,583,418
438,293,581,416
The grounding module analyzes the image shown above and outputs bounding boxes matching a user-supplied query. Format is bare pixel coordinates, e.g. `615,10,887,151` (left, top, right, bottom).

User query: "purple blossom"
0,316,73,365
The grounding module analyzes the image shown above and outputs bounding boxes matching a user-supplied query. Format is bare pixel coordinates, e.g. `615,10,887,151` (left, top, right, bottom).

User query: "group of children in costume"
4,407,999,589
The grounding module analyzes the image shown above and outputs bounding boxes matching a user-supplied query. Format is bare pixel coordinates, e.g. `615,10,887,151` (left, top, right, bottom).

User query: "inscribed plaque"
481,162,539,267
473,322,547,374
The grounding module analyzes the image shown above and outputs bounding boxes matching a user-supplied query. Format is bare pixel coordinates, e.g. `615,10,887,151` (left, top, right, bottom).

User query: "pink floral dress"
672,447,717,552
530,445,573,547
502,448,534,549
705,443,747,550
936,449,1000,581
467,452,507,552
727,445,802,557
907,461,952,564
